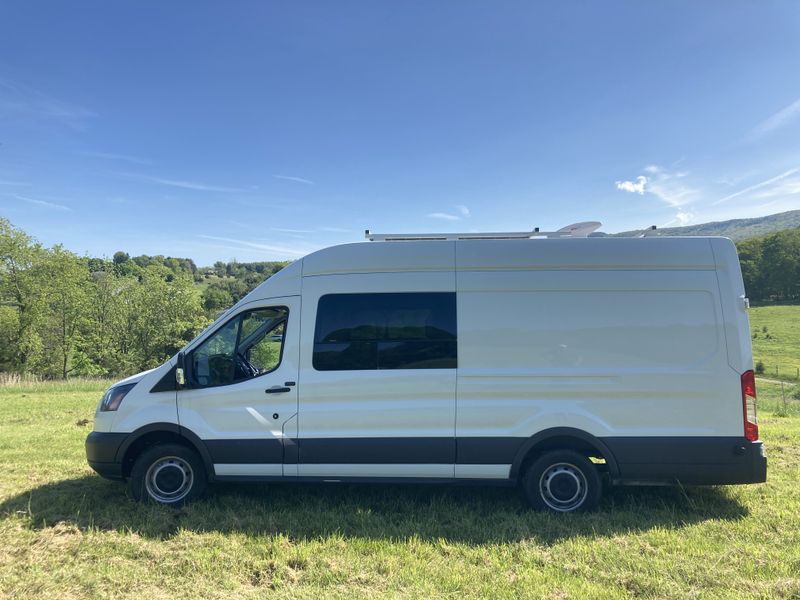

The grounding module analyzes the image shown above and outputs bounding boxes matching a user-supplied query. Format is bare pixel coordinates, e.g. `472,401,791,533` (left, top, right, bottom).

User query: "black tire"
522,450,602,513
128,443,207,506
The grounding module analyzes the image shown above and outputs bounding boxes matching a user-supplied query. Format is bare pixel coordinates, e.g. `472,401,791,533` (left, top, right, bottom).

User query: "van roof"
301,237,727,277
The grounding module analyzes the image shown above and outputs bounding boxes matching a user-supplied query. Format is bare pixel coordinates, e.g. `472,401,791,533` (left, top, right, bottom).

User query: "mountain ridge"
612,209,800,240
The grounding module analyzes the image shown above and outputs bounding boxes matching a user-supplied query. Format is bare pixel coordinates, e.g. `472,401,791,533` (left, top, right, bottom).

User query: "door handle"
265,386,291,394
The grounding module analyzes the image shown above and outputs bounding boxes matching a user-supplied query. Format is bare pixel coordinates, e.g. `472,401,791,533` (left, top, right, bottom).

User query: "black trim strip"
298,437,456,464
458,437,527,464
603,436,750,464
205,439,283,464
150,365,177,393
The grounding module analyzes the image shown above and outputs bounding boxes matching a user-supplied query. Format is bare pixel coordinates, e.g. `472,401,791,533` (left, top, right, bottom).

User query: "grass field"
1,380,799,599
749,305,800,382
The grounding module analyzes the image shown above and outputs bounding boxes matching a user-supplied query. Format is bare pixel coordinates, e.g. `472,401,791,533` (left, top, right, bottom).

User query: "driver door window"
190,307,288,388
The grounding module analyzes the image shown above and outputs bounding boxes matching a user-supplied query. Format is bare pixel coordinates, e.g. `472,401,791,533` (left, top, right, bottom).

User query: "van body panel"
455,267,743,439
105,359,178,433
455,237,716,271
302,241,454,276
243,260,303,302
710,238,754,374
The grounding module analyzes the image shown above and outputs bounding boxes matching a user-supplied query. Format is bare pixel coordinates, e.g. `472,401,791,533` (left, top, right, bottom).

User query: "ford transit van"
86,230,766,512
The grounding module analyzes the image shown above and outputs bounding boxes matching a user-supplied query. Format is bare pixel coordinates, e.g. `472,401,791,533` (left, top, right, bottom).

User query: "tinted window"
313,293,456,371
190,307,288,387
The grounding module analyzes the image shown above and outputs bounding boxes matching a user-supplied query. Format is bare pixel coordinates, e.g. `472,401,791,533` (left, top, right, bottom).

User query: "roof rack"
365,221,603,241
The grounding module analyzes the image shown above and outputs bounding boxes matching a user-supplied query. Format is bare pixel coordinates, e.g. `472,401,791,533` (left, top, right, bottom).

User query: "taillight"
741,369,758,442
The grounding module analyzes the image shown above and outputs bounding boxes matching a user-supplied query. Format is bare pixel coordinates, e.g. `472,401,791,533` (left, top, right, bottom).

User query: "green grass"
1,380,799,598
750,305,800,381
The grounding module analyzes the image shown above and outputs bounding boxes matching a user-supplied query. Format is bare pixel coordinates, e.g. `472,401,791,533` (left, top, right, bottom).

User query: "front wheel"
128,444,207,506
522,450,602,513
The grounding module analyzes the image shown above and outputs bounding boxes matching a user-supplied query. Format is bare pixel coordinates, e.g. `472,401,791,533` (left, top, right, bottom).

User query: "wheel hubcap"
145,456,193,503
539,462,588,512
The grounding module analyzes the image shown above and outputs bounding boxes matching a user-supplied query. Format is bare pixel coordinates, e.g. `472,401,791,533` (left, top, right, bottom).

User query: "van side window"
189,307,288,387
313,293,456,371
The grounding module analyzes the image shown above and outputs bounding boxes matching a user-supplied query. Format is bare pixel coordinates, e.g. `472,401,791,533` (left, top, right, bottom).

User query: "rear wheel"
128,444,207,506
522,450,601,512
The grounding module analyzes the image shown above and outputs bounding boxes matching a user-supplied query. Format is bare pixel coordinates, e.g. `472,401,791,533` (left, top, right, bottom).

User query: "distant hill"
613,209,800,240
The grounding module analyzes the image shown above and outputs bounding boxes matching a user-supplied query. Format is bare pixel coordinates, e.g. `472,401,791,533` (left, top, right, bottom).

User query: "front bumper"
85,431,128,480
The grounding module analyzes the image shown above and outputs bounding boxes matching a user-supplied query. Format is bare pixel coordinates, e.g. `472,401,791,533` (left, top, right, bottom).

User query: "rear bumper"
85,431,128,480
603,437,767,485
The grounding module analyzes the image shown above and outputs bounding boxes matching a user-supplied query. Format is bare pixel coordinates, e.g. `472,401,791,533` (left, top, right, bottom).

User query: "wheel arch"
509,427,620,480
116,422,214,479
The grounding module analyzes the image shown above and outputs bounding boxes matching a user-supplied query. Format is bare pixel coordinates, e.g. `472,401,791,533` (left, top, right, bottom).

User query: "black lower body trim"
298,437,456,464
602,437,767,485
85,432,127,464
205,439,283,464
87,461,124,480
86,430,767,487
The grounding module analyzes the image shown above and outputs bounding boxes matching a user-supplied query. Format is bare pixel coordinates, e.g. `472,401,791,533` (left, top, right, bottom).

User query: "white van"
86,230,766,512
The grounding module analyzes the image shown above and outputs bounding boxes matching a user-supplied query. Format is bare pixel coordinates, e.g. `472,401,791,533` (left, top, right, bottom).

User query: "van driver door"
177,296,300,477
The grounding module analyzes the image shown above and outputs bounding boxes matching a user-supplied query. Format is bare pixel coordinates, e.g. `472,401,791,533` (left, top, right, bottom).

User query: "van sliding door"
297,274,457,478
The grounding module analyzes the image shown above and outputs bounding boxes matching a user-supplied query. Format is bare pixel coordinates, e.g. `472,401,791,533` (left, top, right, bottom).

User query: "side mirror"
176,352,186,388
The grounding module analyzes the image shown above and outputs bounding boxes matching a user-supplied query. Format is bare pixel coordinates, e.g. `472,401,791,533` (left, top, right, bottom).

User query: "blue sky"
1,2,799,265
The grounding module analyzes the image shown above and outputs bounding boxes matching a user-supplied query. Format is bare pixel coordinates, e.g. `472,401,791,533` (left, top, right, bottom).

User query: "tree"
202,285,234,314
760,230,800,301
0,218,46,372
737,237,763,300
36,247,91,379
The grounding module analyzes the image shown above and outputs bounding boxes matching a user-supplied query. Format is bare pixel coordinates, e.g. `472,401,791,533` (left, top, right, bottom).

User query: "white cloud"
455,204,471,218
751,97,800,137
616,166,697,207
318,226,355,233
270,227,315,234
126,173,246,193
13,194,71,211
616,176,647,195
712,167,800,205
81,151,153,165
750,178,800,200
661,210,695,228
427,205,472,221
647,179,696,208
0,77,94,128
272,174,315,185
616,165,702,228
198,234,312,257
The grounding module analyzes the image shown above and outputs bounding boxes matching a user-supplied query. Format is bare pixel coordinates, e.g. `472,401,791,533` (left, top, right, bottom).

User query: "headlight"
99,383,137,412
